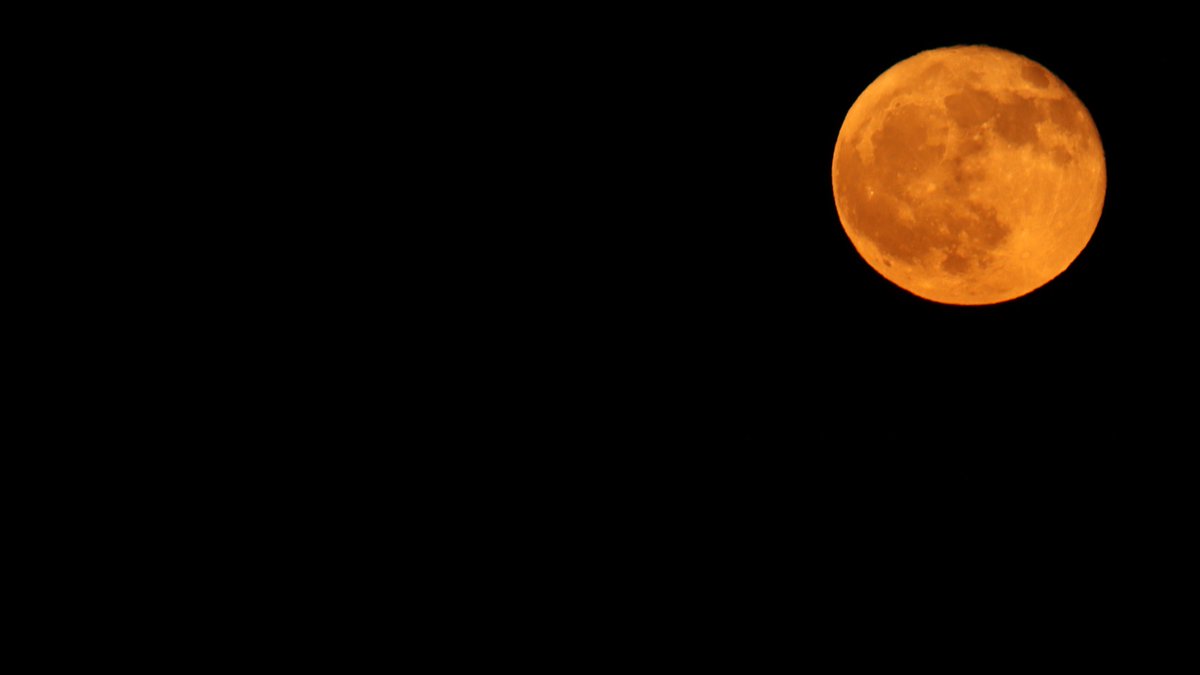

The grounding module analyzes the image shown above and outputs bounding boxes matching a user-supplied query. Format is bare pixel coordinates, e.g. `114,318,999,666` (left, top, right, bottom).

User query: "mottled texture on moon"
832,46,1106,305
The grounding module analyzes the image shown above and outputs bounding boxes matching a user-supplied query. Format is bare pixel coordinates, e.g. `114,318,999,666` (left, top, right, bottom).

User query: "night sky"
460,9,1191,614
562,11,1191,447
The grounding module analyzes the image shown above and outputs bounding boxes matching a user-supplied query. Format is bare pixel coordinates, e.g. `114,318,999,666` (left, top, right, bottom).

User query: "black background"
468,12,1198,613
413,11,1194,634
529,9,1192,449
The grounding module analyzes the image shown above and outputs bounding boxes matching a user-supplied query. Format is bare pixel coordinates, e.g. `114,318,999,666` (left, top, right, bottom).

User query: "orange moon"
832,46,1106,305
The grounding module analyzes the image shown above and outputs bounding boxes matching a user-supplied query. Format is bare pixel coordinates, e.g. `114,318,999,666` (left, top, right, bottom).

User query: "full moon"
832,46,1106,305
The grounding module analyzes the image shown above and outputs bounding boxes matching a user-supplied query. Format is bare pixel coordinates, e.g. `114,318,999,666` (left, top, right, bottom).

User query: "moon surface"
832,46,1106,305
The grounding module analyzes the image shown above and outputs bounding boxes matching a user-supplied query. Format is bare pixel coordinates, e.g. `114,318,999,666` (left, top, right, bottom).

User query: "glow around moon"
832,46,1106,305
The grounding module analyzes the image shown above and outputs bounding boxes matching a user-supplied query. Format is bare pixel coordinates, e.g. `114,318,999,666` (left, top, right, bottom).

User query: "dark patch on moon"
945,89,1050,148
870,104,947,176
945,89,998,129
1046,97,1082,133
1039,95,1095,152
995,96,1041,145
921,62,949,82
1021,63,1050,88
941,251,970,274
834,99,1011,273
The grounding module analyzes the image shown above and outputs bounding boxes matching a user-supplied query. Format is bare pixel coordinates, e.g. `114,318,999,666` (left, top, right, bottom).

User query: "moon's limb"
832,46,1106,305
